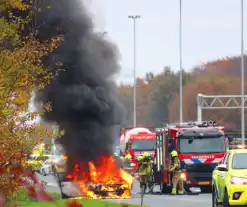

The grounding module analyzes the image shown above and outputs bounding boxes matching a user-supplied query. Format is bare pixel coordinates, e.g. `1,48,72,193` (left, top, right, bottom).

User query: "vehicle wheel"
201,186,212,193
183,184,191,193
161,183,170,194
42,169,47,176
61,193,70,199
223,189,231,207
212,186,220,207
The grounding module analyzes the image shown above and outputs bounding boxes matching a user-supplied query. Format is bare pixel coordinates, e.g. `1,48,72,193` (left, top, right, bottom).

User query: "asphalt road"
37,174,212,207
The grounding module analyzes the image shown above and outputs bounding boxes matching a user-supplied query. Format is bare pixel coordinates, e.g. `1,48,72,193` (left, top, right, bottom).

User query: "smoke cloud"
33,0,125,170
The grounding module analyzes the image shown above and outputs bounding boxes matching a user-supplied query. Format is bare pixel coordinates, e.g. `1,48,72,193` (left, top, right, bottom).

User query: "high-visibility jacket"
169,157,181,172
137,157,153,175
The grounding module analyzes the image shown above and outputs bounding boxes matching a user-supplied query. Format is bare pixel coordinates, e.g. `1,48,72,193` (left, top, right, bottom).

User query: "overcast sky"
86,0,247,84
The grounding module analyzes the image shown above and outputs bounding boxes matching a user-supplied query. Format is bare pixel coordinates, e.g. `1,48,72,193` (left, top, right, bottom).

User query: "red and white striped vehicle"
154,121,228,193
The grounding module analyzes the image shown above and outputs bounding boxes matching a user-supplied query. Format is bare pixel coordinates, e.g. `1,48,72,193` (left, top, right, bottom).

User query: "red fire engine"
119,127,156,173
154,121,228,193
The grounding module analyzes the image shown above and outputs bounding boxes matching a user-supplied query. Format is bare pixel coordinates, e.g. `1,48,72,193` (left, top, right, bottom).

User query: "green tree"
147,70,194,127
117,84,133,127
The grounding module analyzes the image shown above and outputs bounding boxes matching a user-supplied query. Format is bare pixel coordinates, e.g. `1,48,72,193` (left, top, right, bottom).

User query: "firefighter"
136,155,145,190
169,150,183,195
143,152,154,192
119,153,132,173
125,141,132,155
137,153,154,193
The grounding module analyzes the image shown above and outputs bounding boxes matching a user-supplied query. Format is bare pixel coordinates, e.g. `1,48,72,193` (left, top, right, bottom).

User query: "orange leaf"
27,186,37,199
11,166,24,174
0,167,5,175
67,200,84,207
36,190,54,202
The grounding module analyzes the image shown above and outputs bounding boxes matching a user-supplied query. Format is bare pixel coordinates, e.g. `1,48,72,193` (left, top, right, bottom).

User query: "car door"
218,152,230,201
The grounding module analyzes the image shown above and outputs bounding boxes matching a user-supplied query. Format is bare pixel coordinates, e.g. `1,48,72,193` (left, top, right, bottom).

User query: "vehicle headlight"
180,173,186,180
231,176,247,185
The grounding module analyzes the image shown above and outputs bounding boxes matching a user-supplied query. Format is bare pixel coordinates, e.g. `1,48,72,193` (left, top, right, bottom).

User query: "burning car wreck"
53,147,133,199
31,0,131,200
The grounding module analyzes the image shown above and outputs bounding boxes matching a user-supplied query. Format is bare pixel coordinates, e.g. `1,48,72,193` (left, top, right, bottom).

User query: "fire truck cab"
154,121,227,193
128,131,156,171
119,127,156,173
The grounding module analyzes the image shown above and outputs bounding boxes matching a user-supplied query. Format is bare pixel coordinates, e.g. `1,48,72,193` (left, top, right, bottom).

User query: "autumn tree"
0,0,62,201
169,70,247,128
198,56,247,77
146,68,195,127
136,78,152,126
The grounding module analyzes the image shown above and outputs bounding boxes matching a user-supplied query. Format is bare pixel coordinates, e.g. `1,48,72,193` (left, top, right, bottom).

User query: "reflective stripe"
183,158,223,164
191,159,202,163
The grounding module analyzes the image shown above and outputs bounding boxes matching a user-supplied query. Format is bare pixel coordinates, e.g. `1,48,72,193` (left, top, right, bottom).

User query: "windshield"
179,136,225,154
131,140,156,151
232,153,247,169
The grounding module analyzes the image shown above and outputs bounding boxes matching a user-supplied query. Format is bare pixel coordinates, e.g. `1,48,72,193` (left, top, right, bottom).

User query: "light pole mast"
241,0,245,145
179,0,183,123
128,15,141,127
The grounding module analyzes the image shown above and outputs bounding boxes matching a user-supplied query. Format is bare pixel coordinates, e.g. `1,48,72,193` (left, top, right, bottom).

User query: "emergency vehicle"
212,149,247,206
154,121,228,193
119,127,156,172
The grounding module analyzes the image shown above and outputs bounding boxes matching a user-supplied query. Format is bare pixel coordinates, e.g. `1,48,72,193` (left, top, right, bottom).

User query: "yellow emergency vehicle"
212,148,247,207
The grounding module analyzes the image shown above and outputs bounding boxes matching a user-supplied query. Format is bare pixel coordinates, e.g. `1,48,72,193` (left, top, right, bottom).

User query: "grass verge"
9,190,60,206
10,191,143,207
24,199,142,207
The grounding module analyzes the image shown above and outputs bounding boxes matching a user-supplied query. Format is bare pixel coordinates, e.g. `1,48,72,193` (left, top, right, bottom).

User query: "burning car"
55,155,133,199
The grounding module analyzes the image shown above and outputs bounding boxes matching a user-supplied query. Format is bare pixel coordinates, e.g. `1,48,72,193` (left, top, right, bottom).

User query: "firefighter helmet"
171,150,178,157
143,152,150,157
126,141,132,145
137,155,143,161
125,154,132,160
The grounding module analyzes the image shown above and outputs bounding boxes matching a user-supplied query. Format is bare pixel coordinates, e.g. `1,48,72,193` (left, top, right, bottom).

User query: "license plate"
199,181,210,185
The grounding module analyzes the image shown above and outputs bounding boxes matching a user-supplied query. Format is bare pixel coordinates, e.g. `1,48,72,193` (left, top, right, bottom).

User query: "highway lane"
38,174,212,207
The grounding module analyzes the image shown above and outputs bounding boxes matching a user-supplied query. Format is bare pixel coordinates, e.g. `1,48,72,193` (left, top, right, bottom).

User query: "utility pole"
241,0,245,145
179,0,183,123
128,15,141,127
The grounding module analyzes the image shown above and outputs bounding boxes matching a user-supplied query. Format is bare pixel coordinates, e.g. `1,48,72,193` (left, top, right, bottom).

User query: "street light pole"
241,0,245,145
179,0,183,123
128,15,141,127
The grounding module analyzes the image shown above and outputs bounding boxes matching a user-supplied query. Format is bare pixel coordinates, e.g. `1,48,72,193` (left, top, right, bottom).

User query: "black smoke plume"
32,0,125,171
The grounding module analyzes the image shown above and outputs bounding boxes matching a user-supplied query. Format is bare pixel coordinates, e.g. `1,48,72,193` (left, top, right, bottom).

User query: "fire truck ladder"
197,94,247,122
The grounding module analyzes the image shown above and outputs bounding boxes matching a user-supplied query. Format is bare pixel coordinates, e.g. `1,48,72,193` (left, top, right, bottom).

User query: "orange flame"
66,156,134,199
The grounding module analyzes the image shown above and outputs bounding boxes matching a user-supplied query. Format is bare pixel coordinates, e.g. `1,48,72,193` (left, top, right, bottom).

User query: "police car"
212,148,247,207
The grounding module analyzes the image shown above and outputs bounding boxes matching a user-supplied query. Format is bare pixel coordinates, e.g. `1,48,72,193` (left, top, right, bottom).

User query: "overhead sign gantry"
197,94,247,122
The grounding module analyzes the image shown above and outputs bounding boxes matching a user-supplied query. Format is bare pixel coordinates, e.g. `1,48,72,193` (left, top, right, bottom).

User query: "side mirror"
217,164,228,171
219,159,223,164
